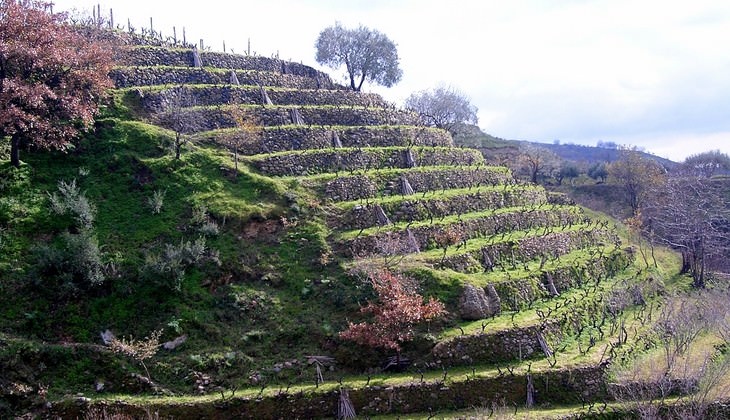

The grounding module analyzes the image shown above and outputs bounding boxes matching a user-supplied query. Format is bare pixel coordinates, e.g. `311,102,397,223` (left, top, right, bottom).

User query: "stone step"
246,146,484,177
116,45,333,82
202,125,452,156
331,185,545,231
306,165,513,202
154,105,420,133
111,66,332,89
130,84,391,112
338,206,585,257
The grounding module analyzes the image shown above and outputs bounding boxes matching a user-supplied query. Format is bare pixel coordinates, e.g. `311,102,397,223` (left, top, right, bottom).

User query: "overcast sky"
53,0,730,162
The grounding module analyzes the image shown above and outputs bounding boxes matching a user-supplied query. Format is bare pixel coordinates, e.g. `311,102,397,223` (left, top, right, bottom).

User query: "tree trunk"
175,133,182,160
10,134,21,167
234,146,239,177
681,252,691,274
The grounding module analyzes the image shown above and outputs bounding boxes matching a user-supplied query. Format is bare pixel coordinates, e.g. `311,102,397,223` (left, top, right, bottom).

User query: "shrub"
147,189,166,214
190,204,219,236
142,237,218,291
33,230,107,294
48,179,96,229
339,269,446,355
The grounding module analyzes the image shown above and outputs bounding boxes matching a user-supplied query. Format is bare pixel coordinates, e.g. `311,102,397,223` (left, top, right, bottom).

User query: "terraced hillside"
5,39,689,419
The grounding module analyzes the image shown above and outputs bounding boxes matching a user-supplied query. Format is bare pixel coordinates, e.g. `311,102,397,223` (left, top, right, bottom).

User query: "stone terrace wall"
249,147,484,177
319,167,513,202
112,67,332,89
342,207,583,256
438,229,619,274
117,46,334,84
57,365,608,419
156,106,421,133
336,187,546,230
432,321,561,366
207,126,452,156
136,85,389,112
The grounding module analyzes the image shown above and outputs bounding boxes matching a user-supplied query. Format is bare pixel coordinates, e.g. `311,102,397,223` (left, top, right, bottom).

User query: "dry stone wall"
156,106,421,133
431,320,561,366
112,67,332,89
342,207,585,256
336,187,546,230
248,147,484,177
117,46,334,83
438,229,618,273
135,85,389,112
206,126,452,156
56,364,608,419
319,167,513,202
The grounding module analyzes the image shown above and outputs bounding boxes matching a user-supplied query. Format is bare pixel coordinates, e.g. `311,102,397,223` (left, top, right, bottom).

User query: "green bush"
47,179,96,229
142,237,219,291
33,230,107,295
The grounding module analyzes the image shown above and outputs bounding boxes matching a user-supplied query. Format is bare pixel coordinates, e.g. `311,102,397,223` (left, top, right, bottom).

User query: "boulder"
458,284,495,320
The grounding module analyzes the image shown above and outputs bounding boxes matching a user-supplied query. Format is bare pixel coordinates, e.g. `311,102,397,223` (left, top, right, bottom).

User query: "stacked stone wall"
56,364,608,419
319,167,513,202
112,67,334,89
431,321,561,366
343,207,584,256
155,106,420,133
207,126,452,156
117,46,334,83
336,187,545,230
249,147,484,177
136,85,389,112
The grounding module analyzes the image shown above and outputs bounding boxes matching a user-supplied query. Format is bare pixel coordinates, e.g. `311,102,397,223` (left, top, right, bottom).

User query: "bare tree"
156,86,198,159
227,103,263,175
404,85,478,136
517,144,560,184
643,177,729,287
608,146,666,215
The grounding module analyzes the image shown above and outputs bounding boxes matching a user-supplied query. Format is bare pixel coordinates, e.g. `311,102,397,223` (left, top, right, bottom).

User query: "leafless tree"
404,85,478,136
517,144,560,184
608,146,666,215
156,86,198,159
643,177,729,287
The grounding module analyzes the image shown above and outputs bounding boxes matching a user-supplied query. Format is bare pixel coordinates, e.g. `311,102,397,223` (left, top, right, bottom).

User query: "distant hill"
452,124,678,169
516,140,678,168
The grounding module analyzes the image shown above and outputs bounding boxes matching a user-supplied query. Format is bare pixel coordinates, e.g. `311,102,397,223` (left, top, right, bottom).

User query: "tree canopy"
404,85,478,136
0,0,113,167
315,22,402,92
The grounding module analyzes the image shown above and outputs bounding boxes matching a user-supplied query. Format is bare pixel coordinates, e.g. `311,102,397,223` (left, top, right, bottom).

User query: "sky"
51,0,730,162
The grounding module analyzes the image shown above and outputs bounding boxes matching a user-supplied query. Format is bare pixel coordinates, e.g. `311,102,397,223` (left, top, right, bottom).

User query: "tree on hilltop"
0,0,114,167
315,22,402,92
404,85,478,136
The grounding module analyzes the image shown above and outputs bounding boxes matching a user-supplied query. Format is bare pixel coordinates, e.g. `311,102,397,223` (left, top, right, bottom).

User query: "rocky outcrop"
458,284,500,320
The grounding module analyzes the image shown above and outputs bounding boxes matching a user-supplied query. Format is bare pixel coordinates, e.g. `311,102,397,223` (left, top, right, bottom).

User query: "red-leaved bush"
339,269,445,352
